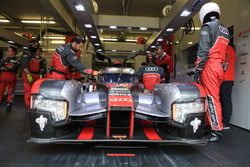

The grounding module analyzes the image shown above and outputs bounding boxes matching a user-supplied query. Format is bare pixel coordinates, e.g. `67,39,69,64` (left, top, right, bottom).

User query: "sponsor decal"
145,67,159,72
109,97,132,102
35,115,48,131
207,95,219,128
112,135,127,140
57,45,64,52
219,26,229,35
190,117,201,133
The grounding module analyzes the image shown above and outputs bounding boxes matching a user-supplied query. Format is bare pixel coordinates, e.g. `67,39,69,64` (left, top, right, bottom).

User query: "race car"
28,67,207,145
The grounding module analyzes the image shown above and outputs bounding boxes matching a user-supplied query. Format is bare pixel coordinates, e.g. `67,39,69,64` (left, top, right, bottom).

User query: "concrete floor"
0,96,250,167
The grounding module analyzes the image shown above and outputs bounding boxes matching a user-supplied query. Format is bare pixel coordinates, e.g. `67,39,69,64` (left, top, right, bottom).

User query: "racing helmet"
199,2,221,24
113,59,122,67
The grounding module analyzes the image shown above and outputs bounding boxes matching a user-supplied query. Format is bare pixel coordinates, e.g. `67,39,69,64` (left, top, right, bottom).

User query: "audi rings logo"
219,26,229,35
145,67,158,72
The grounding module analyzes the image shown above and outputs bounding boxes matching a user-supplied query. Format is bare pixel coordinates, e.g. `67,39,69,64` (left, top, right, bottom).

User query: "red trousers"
0,72,17,103
23,73,40,108
200,60,224,131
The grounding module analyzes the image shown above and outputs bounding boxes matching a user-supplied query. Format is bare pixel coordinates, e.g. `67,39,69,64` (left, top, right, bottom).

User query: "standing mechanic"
137,52,164,93
0,46,20,111
47,37,99,80
35,47,47,78
154,46,173,83
220,44,236,129
194,2,230,141
21,40,46,110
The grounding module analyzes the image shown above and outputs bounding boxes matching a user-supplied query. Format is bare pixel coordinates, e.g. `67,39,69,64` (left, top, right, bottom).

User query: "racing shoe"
6,103,12,112
206,131,223,142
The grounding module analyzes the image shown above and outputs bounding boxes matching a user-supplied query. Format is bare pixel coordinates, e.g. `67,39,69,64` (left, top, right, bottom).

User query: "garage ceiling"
0,0,207,55
96,0,173,17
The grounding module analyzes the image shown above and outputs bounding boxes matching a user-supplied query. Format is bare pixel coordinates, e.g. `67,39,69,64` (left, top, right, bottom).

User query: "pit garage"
0,0,250,166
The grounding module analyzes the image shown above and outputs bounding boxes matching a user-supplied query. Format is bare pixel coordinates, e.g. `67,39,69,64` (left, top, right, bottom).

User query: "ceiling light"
125,39,137,42
181,27,201,30
84,24,92,28
23,46,28,49
180,10,191,17
75,4,85,11
187,41,193,45
166,28,174,32
146,51,150,53
8,41,15,44
157,38,164,42
91,35,97,39
0,19,10,23
151,45,156,48
112,50,117,52
43,48,56,51
94,43,100,46
21,20,56,24
51,40,65,44
109,25,117,29
140,27,148,31
101,38,118,41
97,49,103,52
43,36,65,39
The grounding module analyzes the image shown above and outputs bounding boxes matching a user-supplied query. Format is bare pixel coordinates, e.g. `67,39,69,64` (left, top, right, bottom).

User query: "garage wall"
173,0,250,129
173,0,250,81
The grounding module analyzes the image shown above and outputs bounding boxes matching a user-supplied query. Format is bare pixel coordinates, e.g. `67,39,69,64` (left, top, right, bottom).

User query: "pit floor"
0,96,250,167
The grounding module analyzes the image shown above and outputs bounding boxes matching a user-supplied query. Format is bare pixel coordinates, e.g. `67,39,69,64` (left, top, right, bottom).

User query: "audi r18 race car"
28,67,207,145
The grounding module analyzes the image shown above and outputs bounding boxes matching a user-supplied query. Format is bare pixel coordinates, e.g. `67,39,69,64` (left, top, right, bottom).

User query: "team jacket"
0,56,20,73
21,51,47,74
196,19,230,70
49,44,93,75
224,45,236,81
137,64,164,80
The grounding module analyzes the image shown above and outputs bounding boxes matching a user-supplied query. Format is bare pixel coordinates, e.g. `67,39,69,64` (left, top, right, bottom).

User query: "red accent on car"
77,121,95,140
142,120,162,140
106,153,136,157
191,82,206,98
107,86,134,138
31,78,47,94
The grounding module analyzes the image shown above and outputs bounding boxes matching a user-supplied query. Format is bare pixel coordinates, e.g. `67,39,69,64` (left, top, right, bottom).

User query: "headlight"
33,99,68,122
172,99,204,124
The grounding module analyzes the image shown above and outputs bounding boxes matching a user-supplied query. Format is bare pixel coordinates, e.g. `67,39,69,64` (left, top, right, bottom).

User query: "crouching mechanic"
0,46,20,111
194,2,230,141
137,52,164,93
47,37,99,80
21,40,47,110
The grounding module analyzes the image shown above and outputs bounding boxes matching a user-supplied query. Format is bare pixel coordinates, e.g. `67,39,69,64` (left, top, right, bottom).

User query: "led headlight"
33,99,67,122
172,100,204,123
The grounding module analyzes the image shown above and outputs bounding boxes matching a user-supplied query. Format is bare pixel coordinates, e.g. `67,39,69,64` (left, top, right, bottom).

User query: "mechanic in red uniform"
137,52,164,93
36,47,47,78
220,44,236,129
0,46,20,111
21,40,46,110
194,2,230,141
154,46,173,83
47,37,99,80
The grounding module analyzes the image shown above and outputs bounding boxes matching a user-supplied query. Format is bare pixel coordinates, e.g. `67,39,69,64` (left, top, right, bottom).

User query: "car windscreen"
101,73,134,83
